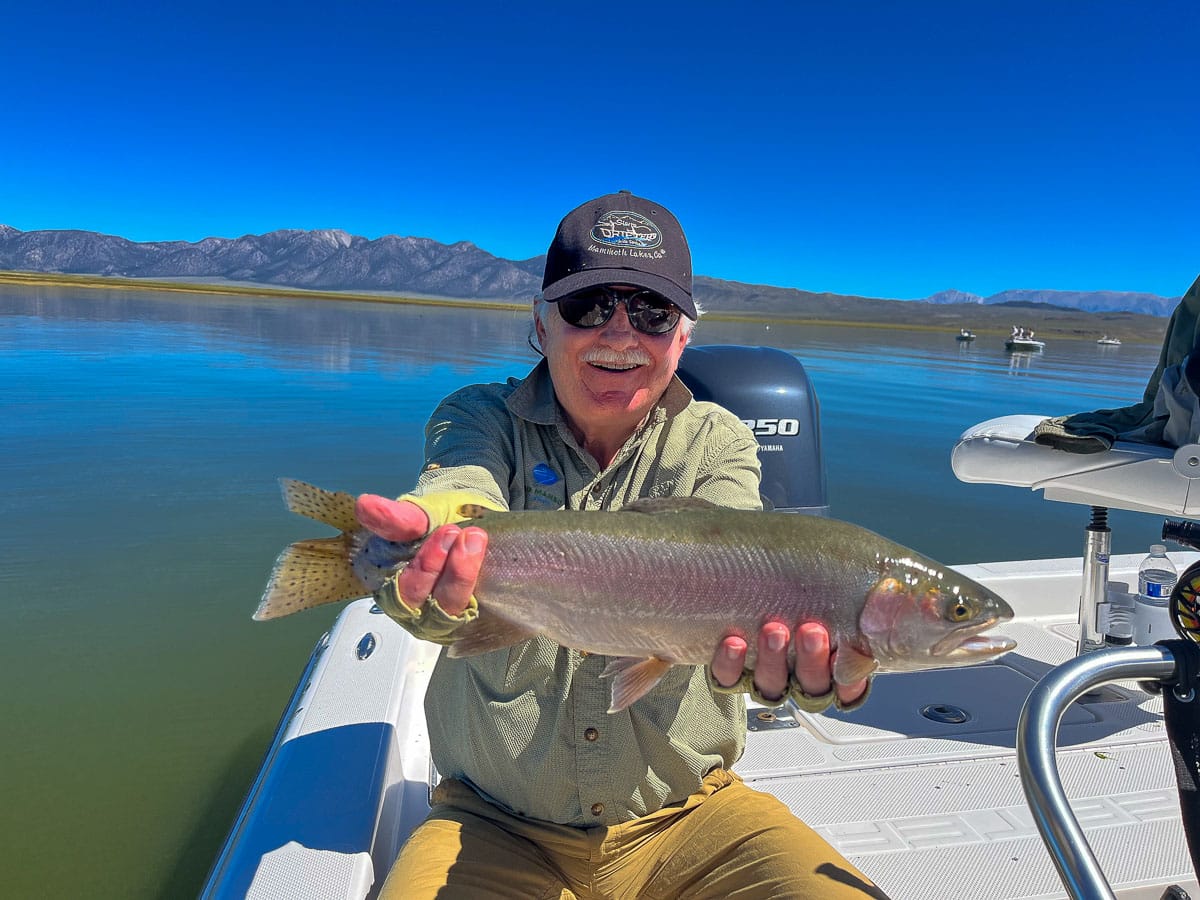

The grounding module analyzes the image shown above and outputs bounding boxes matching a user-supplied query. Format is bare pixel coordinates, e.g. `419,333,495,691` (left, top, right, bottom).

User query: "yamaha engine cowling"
677,345,828,515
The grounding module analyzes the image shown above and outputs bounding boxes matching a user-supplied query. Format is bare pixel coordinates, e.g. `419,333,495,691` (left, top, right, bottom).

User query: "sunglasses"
556,287,683,336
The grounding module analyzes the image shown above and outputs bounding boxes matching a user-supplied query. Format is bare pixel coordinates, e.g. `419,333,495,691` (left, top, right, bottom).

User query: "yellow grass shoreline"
0,269,1165,344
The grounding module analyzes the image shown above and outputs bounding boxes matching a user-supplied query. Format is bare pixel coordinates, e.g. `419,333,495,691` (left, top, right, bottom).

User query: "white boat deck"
206,550,1200,900
749,553,1199,900
204,412,1200,899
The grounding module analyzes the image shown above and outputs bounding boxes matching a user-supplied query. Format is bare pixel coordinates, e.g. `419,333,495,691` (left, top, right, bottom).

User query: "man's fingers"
831,654,869,706
711,635,749,687
397,524,459,608
793,622,833,697
430,527,487,616
355,494,429,541
753,622,790,702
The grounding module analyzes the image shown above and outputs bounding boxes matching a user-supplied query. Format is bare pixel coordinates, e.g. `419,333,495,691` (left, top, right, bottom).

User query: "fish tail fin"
254,535,365,621
279,478,362,533
600,656,674,713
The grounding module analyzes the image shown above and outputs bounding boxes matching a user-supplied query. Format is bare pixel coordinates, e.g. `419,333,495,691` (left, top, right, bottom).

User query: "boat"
203,347,1200,900
1098,336,1122,346
957,329,977,342
1006,337,1046,352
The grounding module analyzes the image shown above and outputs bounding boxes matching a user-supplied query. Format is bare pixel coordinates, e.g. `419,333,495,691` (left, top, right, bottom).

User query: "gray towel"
1033,273,1200,454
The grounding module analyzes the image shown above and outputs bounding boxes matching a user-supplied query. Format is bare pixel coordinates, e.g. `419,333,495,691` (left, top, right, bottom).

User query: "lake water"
0,285,1170,898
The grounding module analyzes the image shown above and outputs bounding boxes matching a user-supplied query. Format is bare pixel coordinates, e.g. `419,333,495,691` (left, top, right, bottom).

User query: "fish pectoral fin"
254,536,364,621
280,478,362,533
600,656,674,713
832,644,879,685
447,613,538,658
621,497,719,515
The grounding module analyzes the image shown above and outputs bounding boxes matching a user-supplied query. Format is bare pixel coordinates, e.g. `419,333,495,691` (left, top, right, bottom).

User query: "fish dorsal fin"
280,478,361,533
621,497,719,515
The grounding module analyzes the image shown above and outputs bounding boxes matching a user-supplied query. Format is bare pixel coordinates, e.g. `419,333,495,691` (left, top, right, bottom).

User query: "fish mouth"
930,616,1016,660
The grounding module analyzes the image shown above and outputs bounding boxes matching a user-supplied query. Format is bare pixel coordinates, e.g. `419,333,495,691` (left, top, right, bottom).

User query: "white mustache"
582,350,651,368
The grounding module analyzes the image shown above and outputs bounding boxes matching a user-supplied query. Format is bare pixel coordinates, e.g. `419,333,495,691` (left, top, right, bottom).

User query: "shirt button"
584,727,599,742
591,803,604,817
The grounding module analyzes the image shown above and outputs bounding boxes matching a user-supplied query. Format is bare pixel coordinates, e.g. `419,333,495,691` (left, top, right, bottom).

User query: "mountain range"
0,224,1181,317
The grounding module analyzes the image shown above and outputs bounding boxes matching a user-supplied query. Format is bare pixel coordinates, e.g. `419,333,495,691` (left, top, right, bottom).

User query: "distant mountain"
982,289,1176,317
0,226,542,299
0,224,1182,316
925,289,985,305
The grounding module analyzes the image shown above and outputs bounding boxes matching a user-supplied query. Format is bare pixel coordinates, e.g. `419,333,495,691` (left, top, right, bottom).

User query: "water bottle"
1133,544,1177,645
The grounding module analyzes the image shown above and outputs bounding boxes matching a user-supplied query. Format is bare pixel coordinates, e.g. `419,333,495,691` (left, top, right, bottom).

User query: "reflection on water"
1007,350,1038,373
0,284,537,376
0,284,1170,898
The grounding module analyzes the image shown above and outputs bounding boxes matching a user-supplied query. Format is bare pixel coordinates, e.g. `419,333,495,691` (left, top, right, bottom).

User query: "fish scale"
475,523,863,665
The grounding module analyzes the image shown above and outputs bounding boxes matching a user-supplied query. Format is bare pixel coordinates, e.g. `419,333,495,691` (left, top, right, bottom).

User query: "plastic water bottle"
1133,544,1177,645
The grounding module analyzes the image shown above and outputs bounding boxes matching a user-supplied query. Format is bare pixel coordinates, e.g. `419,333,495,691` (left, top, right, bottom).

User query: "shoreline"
0,269,529,313
0,269,1167,344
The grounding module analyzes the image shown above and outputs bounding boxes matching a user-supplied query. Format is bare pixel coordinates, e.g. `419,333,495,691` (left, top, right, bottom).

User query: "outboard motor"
677,345,828,515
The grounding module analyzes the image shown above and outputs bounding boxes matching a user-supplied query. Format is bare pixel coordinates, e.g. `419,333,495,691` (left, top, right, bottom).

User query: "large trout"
257,479,1015,711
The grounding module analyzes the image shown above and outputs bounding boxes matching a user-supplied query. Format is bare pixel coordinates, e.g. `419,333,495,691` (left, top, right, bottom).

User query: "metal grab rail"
1017,644,1179,900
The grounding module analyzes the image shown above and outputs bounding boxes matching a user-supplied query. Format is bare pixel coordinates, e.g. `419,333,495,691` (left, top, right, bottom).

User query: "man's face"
537,285,689,440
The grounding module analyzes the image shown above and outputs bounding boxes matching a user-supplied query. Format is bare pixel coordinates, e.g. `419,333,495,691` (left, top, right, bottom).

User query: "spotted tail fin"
279,478,361,532
253,479,367,621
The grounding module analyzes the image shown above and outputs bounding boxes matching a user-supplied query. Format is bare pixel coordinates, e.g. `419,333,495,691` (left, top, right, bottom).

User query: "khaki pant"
379,770,888,899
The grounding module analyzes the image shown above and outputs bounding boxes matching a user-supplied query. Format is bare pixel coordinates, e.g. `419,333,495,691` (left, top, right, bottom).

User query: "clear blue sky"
2,2,1196,299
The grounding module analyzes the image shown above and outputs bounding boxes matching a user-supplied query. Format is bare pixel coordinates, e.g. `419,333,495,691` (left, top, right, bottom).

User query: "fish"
257,479,1016,712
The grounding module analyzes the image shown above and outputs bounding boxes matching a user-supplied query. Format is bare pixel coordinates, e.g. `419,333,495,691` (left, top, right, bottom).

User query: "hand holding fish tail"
355,493,431,541
354,494,488,615
397,525,486,616
352,533,415,589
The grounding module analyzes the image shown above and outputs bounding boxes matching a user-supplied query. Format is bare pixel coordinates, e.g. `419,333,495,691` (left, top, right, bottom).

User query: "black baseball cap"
541,190,696,319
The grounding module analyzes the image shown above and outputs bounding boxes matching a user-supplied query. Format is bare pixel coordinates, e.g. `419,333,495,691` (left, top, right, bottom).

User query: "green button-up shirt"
401,359,762,826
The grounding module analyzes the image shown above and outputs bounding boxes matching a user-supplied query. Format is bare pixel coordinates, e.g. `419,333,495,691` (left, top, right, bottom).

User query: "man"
355,191,885,898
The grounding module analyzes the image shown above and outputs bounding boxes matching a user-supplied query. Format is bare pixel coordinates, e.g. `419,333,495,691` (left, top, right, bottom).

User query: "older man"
356,191,884,898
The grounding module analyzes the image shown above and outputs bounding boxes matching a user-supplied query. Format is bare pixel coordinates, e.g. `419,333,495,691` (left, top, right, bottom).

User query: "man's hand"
710,621,868,707
355,494,487,616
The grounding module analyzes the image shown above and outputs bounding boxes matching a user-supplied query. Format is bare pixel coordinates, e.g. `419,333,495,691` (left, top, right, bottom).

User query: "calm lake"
0,284,1170,898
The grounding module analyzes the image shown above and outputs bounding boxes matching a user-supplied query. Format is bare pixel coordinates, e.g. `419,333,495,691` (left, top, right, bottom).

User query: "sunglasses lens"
557,289,615,328
557,288,681,335
626,292,681,334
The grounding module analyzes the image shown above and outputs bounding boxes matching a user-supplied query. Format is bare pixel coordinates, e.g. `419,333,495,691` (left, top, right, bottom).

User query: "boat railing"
1017,640,1200,900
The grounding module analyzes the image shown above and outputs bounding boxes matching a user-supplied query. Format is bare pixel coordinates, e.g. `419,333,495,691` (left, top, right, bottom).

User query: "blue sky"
2,2,1196,299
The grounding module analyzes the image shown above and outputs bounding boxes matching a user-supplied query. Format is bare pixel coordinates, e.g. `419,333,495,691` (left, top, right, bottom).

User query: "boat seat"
951,414,1200,517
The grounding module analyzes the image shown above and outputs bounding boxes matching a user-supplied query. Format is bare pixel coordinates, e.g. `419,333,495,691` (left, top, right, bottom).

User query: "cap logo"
591,211,662,250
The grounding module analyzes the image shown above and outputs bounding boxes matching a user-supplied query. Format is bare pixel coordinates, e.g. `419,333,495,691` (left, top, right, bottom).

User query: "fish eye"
950,602,971,621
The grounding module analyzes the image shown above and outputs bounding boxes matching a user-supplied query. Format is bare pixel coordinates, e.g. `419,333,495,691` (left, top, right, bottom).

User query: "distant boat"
1005,337,1046,352
1097,335,1122,346
956,329,976,342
